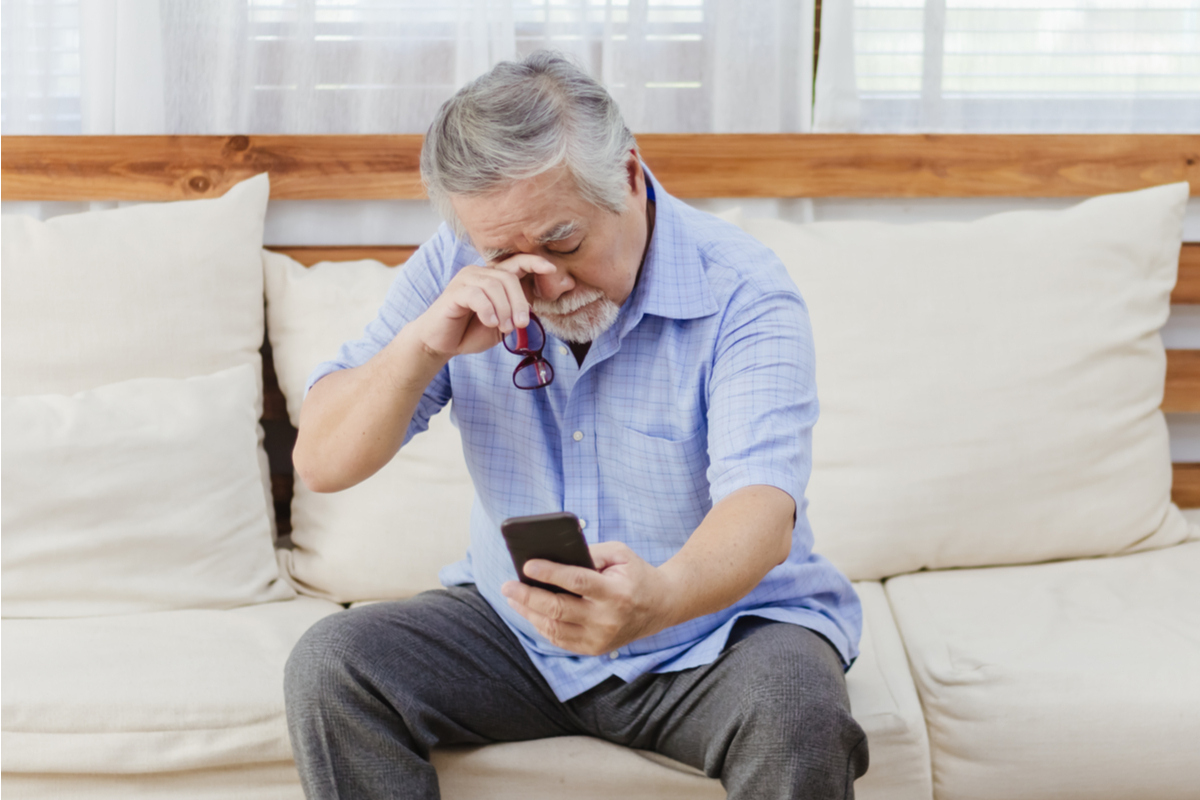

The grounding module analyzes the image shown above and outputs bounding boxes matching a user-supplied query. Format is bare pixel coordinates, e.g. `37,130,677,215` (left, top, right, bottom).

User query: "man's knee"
727,625,865,760
284,607,386,711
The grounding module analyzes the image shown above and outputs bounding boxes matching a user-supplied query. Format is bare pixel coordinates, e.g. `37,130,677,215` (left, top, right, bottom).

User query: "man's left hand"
500,541,675,657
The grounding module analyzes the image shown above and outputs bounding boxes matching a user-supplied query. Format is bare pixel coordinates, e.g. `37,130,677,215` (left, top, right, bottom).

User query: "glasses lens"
514,357,554,389
503,317,545,355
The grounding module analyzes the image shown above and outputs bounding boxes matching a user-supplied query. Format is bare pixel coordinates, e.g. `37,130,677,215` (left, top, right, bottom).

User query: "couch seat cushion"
428,581,931,800
885,542,1200,800
1,597,342,774
845,581,932,800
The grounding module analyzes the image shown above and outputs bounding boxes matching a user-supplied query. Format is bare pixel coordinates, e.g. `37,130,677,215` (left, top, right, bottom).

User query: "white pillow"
264,251,474,603
2,173,277,542
1,174,270,396
724,183,1193,580
1,365,294,618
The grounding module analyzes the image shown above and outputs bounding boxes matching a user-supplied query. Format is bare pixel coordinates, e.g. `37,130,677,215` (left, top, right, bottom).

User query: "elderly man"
285,51,868,799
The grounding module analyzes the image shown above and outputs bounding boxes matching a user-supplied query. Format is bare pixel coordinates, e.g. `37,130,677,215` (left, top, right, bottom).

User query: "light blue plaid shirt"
308,167,862,701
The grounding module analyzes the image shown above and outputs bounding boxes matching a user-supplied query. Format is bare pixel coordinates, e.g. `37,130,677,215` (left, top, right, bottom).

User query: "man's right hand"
413,255,558,359
294,253,558,494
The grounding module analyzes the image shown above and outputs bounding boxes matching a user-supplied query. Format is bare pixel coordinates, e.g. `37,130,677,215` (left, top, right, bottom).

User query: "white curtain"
814,0,1200,133
2,0,816,136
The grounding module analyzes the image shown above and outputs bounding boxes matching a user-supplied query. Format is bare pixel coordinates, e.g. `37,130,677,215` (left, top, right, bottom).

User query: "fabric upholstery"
1,762,306,800
1,597,342,774
845,582,933,800
885,542,1200,800
1,173,278,543
2,365,293,617
1,583,926,799
1,174,270,396
723,183,1191,579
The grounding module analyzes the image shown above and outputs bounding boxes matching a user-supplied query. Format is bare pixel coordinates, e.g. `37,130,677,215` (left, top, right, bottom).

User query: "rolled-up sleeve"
704,281,818,519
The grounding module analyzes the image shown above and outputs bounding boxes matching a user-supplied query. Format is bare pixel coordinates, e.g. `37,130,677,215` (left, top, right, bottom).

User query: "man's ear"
625,150,642,194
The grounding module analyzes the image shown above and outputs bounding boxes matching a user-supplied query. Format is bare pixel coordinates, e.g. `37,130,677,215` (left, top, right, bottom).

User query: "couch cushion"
264,251,474,602
1,584,925,796
0,596,343,774
2,365,293,617
885,542,1200,800
428,581,931,800
2,762,306,800
725,183,1192,580
846,582,932,800
433,738,723,800
1,174,269,396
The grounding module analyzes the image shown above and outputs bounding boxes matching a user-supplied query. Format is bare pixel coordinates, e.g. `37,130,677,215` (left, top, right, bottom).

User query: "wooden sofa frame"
4,133,1199,533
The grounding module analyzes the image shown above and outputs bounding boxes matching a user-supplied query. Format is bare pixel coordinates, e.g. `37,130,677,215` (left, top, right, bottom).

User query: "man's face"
449,154,649,343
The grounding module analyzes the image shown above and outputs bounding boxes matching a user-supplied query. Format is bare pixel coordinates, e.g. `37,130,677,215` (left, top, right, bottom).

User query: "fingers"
502,585,592,652
501,579,591,650
490,253,558,309
449,266,529,333
490,253,558,280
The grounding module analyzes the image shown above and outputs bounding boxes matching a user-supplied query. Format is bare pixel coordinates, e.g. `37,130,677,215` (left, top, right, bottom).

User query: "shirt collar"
615,163,719,338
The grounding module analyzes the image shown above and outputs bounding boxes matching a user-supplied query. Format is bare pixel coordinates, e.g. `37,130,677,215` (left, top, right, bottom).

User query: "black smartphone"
500,511,596,595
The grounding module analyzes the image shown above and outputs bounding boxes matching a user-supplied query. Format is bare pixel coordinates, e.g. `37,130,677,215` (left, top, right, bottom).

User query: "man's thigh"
285,584,577,749
569,620,868,795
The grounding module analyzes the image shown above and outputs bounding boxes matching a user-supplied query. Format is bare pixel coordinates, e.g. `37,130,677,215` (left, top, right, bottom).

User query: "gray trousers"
284,585,868,800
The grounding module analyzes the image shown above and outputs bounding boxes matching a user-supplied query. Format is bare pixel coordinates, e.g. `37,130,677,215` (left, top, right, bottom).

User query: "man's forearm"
655,485,796,629
293,324,449,493
500,484,796,655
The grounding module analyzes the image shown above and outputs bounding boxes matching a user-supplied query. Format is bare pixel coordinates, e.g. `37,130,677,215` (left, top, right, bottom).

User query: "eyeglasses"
502,314,555,390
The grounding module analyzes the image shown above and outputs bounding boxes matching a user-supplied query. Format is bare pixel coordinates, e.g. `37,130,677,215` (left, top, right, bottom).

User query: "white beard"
532,287,620,344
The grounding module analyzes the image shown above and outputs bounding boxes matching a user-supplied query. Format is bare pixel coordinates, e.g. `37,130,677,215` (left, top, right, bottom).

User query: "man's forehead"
475,218,583,261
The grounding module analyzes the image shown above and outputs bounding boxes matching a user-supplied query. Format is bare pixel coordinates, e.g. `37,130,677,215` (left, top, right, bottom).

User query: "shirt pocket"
597,422,711,557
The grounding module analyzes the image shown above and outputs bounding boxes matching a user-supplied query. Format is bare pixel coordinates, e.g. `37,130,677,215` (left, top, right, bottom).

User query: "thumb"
589,540,636,572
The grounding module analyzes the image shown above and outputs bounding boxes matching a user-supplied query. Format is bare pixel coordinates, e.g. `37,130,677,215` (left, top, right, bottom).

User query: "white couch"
3,174,1197,800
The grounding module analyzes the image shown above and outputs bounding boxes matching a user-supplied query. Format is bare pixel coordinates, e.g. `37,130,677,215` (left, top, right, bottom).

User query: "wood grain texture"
3,134,1196,200
1,135,424,201
1165,350,1200,413
1172,244,1200,305
638,134,1200,198
1172,463,1200,509
267,245,416,267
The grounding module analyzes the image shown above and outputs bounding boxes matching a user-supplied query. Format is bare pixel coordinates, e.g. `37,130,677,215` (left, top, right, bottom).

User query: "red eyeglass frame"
502,314,555,390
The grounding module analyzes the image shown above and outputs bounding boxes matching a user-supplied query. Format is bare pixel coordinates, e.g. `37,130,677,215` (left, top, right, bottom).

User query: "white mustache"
531,287,605,316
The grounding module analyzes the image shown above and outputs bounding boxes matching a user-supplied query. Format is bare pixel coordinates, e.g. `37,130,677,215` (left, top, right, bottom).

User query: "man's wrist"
649,560,693,633
382,322,453,391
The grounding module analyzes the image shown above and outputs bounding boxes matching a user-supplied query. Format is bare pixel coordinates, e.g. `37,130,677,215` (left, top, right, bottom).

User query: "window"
852,0,1200,132
1,0,82,133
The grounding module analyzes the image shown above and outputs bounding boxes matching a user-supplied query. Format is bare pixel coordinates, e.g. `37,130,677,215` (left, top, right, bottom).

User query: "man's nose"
531,264,575,303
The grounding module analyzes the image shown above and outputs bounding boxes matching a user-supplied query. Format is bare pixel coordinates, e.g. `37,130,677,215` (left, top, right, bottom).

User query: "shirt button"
609,650,619,660
579,518,588,529
572,431,584,442
558,345,569,356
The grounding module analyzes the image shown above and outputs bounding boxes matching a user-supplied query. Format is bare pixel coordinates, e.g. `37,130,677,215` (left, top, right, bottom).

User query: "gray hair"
420,51,638,236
